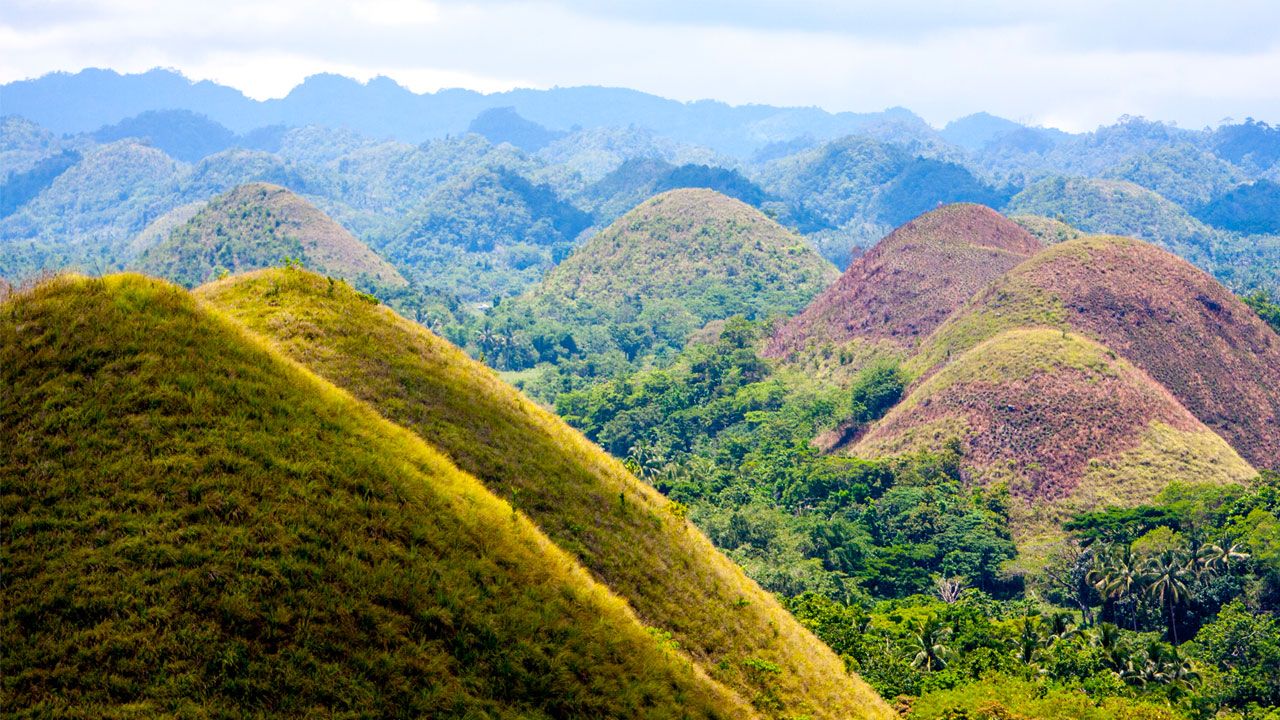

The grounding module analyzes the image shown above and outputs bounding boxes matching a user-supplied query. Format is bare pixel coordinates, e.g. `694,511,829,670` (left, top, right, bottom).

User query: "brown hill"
910,235,1280,470
134,182,405,288
767,204,1041,360
853,327,1255,551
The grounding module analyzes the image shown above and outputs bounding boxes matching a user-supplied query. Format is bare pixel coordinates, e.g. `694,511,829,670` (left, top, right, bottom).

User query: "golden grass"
2,273,758,718
196,267,896,720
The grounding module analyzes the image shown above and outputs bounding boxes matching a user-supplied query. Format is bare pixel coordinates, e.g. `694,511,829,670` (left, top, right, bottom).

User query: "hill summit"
134,182,405,288
910,235,1280,470
527,188,837,323
767,203,1041,360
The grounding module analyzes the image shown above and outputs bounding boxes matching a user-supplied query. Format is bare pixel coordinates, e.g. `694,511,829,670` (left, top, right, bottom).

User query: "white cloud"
1,0,1277,130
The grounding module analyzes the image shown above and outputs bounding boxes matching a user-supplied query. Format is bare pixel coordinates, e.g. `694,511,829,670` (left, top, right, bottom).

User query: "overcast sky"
2,0,1278,131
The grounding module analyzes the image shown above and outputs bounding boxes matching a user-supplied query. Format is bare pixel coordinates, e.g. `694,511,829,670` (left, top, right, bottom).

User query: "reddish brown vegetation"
767,203,1041,357
948,237,1280,469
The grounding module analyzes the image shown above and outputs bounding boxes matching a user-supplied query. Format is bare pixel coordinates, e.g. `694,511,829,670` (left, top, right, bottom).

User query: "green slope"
134,182,405,289
196,267,895,720
1,274,757,718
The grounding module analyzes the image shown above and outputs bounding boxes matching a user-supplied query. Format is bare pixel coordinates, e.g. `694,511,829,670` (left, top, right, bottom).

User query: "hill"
134,182,404,289
195,267,894,720
489,188,837,378
910,235,1280,470
767,204,1042,362
0,141,184,279
91,109,239,162
1004,176,1218,263
0,273,762,717
852,327,1255,551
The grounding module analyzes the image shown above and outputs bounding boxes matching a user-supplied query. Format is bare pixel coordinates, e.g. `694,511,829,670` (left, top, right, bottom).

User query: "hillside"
488,188,837,381
910,235,1280,470
1004,176,1217,262
0,141,183,278
135,182,405,288
767,204,1042,361
195,267,894,720
852,327,1255,550
0,274,761,717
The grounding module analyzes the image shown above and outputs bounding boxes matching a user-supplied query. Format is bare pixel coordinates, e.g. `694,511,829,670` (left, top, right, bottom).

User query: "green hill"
853,327,1255,555
134,182,405,289
908,235,1280,471
488,188,837,383
1004,176,1217,263
196,267,894,720
2,273,764,718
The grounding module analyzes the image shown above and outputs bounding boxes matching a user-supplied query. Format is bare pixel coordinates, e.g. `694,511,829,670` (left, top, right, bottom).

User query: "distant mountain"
134,182,404,288
91,109,238,162
0,141,184,278
909,235,1280,470
767,204,1041,361
1,273,767,718
1005,176,1218,262
940,112,1024,150
468,106,566,152
0,68,930,156
1197,179,1280,234
578,158,768,225
195,267,894,720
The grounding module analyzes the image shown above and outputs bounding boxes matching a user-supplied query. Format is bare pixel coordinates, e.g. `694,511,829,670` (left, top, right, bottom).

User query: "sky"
2,0,1279,131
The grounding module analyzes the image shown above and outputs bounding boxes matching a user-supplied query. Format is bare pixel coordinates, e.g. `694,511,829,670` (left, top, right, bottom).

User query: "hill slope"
135,182,405,288
1,274,760,717
853,327,1255,549
196,267,894,720
768,204,1042,360
910,235,1280,470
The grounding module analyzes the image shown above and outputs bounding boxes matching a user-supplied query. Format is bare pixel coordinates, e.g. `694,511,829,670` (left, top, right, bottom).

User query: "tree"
908,616,955,672
1090,543,1143,630
1145,549,1192,643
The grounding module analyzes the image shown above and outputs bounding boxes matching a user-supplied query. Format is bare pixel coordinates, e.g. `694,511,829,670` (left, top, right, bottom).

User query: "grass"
194,267,896,720
906,235,1280,470
134,183,405,289
2,273,759,718
855,328,1254,554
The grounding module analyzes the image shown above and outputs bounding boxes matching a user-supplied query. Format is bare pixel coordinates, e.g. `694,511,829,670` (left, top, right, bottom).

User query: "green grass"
1,273,759,718
195,267,896,720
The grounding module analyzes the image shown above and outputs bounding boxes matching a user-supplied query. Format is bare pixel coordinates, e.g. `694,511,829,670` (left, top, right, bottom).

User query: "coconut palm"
1197,539,1250,577
908,616,954,672
1089,543,1143,629
1145,549,1193,644
1013,615,1046,665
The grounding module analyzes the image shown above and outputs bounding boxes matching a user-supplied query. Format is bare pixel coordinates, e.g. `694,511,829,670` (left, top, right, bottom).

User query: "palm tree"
1197,539,1249,577
1145,549,1192,644
1013,615,1046,665
1089,543,1143,630
1089,622,1125,671
908,616,954,672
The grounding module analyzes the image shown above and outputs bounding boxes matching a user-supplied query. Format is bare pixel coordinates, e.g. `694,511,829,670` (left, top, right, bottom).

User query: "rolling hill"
134,182,405,289
767,204,1042,362
195,267,894,720
852,327,1255,551
1,273,761,717
908,235,1280,471
488,188,837,378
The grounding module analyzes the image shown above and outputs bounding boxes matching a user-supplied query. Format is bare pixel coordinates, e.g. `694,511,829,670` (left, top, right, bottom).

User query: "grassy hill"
485,188,837,392
1004,176,1217,264
196,267,894,720
134,182,405,289
767,204,1041,372
909,235,1280,471
1,273,775,717
853,327,1255,552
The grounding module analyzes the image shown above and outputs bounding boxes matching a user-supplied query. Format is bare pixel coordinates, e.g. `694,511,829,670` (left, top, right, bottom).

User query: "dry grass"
2,273,759,718
196,267,896,720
